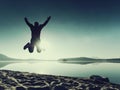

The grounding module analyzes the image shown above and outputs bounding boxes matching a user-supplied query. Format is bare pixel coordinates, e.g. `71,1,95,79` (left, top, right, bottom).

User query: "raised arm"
42,16,51,27
24,17,33,27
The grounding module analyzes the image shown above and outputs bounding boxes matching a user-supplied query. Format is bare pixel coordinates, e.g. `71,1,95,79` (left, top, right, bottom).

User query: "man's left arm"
41,16,51,27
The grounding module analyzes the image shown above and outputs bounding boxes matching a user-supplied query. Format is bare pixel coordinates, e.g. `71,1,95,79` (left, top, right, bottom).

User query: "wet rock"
0,86,4,90
0,70,120,90
32,81,47,86
86,86,101,90
53,85,68,90
28,86,50,90
90,75,110,83
16,86,26,90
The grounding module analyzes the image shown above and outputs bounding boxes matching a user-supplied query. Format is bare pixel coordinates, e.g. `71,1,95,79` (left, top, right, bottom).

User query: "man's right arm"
24,17,33,27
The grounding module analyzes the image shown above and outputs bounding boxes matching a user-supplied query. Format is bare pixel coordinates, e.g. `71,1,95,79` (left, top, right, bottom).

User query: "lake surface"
0,61,120,84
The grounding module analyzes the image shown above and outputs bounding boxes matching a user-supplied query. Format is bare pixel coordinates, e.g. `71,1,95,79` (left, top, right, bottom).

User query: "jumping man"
23,16,51,53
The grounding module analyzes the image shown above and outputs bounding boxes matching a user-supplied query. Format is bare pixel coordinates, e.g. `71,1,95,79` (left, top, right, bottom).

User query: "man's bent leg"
36,41,41,53
37,47,41,53
28,44,34,53
23,43,30,50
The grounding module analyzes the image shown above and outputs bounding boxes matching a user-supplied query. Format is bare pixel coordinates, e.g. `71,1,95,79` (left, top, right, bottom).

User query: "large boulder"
90,75,110,83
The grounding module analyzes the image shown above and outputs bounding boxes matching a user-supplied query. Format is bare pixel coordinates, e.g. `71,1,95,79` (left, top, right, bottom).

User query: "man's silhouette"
23,16,51,53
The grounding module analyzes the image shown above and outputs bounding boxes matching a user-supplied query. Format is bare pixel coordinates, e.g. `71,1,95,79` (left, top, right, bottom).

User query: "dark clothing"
28,24,44,40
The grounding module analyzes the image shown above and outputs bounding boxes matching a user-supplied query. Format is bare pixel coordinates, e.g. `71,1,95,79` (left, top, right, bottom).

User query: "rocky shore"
0,70,120,90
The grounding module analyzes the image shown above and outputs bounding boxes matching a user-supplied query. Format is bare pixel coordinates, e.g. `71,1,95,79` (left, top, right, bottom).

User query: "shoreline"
0,70,120,90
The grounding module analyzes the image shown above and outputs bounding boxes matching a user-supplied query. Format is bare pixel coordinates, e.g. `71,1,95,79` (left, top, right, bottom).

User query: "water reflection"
0,61,120,84
0,61,12,68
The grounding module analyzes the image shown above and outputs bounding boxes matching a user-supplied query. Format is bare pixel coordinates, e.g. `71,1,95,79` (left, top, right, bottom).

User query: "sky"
0,0,120,60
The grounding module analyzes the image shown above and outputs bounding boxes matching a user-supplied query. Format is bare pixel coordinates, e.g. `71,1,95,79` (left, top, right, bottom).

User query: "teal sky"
0,0,120,59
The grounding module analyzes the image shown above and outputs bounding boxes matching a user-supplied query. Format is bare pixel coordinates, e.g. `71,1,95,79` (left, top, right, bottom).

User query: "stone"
0,86,4,90
0,70,120,90
90,75,110,83
28,86,50,90
16,86,26,90
53,85,68,90
86,86,101,90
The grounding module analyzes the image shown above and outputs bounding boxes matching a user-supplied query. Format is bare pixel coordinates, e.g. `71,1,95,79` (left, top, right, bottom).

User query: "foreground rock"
0,70,120,90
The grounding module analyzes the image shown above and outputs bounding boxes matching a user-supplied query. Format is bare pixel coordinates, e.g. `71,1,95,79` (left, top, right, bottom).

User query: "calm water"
0,61,120,84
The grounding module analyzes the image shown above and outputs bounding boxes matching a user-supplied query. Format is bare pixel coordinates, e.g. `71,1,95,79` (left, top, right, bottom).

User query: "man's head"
34,22,39,26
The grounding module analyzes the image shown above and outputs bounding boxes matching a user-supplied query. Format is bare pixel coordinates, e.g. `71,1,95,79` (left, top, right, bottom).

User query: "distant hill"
59,57,103,61
0,53,41,61
0,54,15,60
59,57,120,64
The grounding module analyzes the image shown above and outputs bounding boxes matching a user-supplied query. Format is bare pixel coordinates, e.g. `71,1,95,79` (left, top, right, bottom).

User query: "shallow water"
0,61,120,84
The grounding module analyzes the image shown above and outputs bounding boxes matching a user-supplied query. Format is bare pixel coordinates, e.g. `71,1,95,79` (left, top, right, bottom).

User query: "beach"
0,70,120,90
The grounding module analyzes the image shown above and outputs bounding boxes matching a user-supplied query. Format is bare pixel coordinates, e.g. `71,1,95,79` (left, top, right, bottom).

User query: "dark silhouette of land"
23,16,51,53
0,53,41,61
59,57,120,64
0,54,14,60
1,53,120,64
